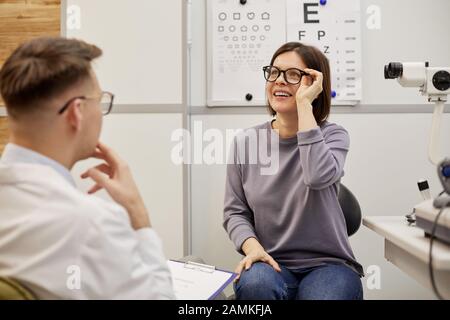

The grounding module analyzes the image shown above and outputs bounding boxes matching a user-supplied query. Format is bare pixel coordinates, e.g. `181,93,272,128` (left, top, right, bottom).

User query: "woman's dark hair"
267,42,331,125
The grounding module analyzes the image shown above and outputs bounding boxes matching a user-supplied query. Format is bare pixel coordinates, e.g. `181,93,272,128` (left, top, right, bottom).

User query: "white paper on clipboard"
168,260,237,300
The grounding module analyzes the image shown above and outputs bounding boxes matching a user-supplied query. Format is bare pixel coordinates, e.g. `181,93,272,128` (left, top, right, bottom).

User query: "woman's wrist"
297,101,318,132
296,98,313,111
242,237,262,255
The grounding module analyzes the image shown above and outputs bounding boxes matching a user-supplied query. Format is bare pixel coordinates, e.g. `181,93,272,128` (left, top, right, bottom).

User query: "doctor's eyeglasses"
263,66,308,85
58,91,115,116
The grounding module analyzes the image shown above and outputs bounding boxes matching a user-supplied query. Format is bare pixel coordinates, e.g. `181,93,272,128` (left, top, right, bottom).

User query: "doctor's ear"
65,99,84,132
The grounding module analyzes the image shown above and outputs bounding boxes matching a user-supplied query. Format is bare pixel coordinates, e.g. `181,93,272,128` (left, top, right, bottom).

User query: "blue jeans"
234,262,363,300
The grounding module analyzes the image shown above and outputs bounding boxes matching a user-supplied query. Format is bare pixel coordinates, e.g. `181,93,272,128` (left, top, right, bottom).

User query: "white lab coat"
0,162,175,299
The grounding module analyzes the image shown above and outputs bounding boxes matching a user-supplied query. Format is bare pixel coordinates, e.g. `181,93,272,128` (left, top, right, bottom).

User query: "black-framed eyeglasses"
57,91,115,116
262,66,308,85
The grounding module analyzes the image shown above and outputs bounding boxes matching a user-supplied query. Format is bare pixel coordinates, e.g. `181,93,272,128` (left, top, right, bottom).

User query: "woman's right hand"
295,68,323,106
234,238,281,281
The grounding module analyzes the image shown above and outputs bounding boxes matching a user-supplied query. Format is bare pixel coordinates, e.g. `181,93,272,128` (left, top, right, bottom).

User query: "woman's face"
266,51,308,115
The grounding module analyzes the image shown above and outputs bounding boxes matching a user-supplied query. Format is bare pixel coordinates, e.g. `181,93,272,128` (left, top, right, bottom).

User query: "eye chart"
207,0,286,107
207,0,363,107
286,0,362,103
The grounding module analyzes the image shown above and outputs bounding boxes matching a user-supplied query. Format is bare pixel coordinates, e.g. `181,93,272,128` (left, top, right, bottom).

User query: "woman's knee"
297,264,363,300
234,262,287,300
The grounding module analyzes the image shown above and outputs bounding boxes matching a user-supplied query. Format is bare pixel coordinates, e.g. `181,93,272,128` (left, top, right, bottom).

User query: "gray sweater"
223,120,363,276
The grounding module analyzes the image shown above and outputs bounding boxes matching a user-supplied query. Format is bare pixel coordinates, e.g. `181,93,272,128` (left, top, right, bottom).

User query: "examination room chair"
0,277,36,300
338,183,362,236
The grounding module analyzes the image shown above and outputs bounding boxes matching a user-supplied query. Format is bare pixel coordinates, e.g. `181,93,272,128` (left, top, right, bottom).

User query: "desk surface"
363,216,450,270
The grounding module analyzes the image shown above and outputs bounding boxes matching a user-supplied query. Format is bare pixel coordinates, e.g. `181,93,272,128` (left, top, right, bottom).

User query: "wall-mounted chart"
286,0,362,103
207,0,362,107
207,0,286,107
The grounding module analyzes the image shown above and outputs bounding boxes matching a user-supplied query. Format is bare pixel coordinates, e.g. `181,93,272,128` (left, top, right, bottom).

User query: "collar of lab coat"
1,143,75,187
0,161,74,191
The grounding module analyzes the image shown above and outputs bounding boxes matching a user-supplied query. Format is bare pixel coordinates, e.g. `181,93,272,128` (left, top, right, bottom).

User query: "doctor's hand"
234,238,281,281
81,142,151,230
295,68,323,106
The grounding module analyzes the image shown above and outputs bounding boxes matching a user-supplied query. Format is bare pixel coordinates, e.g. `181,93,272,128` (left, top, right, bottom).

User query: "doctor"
0,37,174,299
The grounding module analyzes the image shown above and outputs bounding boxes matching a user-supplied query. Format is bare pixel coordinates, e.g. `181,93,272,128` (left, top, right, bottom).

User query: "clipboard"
168,260,237,300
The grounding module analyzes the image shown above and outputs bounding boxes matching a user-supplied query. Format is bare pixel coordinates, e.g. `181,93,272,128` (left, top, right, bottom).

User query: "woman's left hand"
296,68,323,106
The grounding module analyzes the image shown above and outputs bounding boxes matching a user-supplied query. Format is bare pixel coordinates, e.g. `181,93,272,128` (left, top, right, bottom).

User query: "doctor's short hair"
267,42,331,126
0,37,102,119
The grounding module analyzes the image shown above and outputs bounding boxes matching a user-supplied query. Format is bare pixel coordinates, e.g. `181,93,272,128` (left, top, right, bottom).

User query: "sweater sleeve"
223,136,257,254
297,124,350,190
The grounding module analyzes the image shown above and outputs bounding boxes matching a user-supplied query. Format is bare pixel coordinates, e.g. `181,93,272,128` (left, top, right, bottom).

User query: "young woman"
223,42,363,300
